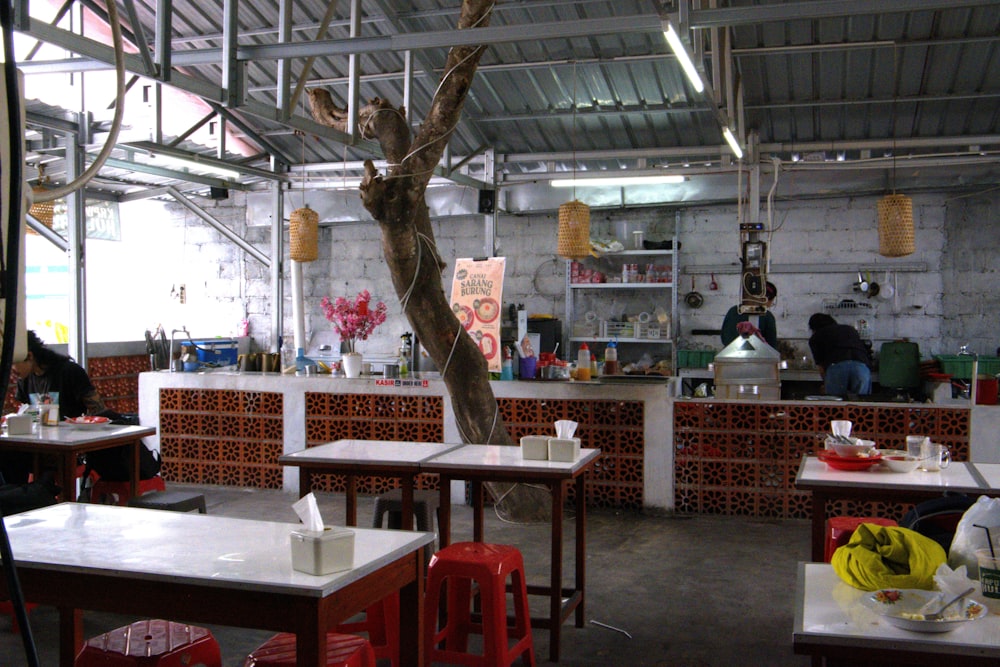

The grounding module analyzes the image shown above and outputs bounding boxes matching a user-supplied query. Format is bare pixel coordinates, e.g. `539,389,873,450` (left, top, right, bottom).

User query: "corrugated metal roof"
13,0,1000,205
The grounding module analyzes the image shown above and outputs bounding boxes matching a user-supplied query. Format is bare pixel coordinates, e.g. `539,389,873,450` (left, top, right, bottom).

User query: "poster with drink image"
450,257,506,372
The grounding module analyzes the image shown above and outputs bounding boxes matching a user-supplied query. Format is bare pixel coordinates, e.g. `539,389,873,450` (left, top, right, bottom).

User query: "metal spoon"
923,587,975,621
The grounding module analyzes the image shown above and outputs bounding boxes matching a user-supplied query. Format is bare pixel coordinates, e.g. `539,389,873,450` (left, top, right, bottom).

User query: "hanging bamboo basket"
877,193,915,257
289,205,319,262
557,199,591,260
27,187,55,234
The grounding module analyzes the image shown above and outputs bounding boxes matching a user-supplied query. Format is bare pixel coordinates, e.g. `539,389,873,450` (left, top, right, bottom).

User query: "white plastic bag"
948,495,1000,578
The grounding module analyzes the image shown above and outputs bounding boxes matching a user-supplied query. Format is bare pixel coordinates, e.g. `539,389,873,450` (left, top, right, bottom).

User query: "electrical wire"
33,0,126,203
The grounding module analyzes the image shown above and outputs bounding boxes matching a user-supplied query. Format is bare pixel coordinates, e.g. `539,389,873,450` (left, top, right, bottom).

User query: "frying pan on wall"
685,276,704,308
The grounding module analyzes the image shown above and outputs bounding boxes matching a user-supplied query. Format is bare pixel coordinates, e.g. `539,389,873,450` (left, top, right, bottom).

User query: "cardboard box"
290,527,355,576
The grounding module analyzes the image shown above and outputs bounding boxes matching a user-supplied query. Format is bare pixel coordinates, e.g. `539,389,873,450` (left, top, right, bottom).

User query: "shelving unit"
564,236,679,369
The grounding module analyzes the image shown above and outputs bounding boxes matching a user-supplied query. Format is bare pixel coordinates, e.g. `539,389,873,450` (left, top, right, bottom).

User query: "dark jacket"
808,323,871,370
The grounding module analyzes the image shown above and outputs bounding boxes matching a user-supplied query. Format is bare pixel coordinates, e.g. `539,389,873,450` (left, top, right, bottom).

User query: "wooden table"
279,439,463,528
794,456,988,561
793,561,1000,666
0,423,156,501
1,503,434,667
420,444,602,663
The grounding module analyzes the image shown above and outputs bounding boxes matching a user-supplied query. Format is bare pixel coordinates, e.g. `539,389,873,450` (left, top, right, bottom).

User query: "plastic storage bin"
193,339,239,366
934,355,1000,380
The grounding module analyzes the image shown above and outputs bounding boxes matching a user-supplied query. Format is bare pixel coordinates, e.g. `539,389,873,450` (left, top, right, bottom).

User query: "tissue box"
5,414,32,435
520,435,550,460
290,526,355,575
548,437,580,462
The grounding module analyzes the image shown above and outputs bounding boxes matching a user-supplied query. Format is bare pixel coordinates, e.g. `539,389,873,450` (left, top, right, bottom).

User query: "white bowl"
882,454,921,473
831,439,877,458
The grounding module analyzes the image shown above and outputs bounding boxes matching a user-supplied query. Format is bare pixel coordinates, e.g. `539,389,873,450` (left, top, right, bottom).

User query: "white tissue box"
5,414,33,435
290,526,355,575
520,435,550,460
548,437,580,462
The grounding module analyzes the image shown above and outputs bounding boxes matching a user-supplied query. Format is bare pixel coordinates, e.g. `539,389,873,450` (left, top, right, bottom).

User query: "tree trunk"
307,0,548,523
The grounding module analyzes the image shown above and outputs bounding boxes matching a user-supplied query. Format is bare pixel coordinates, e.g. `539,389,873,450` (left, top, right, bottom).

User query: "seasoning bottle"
576,343,591,381
604,340,618,375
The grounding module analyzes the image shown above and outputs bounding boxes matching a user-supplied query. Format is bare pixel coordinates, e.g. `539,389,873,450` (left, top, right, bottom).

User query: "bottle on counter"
604,340,618,375
577,343,591,381
500,346,514,380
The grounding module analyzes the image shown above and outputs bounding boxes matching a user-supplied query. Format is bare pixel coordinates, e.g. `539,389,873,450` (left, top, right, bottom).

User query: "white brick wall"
145,188,999,365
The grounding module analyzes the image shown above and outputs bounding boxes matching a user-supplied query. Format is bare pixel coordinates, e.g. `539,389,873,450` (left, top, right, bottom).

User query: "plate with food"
64,415,112,426
816,449,882,471
862,588,988,633
474,297,499,324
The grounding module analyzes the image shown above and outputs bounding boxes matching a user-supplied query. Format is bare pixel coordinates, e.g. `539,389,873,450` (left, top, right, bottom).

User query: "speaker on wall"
478,189,496,214
210,187,229,200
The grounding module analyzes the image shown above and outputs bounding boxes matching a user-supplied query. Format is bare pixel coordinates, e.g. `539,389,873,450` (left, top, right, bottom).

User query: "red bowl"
817,450,882,471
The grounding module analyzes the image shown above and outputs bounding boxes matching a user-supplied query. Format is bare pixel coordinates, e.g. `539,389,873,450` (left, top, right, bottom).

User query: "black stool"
372,488,440,562
128,490,207,514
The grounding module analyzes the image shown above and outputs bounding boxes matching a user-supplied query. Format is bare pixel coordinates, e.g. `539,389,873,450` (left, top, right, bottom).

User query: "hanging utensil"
709,273,718,290
685,276,704,309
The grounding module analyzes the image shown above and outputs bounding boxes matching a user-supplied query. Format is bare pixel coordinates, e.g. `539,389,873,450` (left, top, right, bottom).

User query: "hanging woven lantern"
877,193,915,257
289,205,319,262
557,199,591,260
27,188,55,234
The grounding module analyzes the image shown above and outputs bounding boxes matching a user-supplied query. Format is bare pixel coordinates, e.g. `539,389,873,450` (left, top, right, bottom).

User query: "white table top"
794,562,1000,658
0,423,155,446
279,439,464,467
3,503,434,598
796,456,985,494
422,443,601,475
971,463,1000,491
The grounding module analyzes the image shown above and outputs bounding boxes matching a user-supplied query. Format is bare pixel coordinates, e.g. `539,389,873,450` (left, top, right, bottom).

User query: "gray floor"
0,484,812,666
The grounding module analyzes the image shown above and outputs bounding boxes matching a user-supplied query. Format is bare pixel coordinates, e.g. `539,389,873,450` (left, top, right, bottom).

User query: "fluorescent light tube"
551,175,686,187
155,154,241,180
722,127,744,159
664,23,704,93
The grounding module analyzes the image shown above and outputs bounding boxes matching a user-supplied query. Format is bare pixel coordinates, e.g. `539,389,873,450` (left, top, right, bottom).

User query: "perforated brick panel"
500,397,645,510
302,392,445,495
673,401,970,520
159,388,284,488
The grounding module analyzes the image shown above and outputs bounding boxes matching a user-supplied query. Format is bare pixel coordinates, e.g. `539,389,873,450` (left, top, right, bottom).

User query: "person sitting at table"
4,330,107,485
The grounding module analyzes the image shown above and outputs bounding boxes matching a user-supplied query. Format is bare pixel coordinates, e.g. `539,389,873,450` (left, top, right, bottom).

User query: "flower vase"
342,352,363,378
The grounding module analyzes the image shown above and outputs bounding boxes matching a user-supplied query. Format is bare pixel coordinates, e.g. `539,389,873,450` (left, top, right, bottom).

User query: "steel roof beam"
689,0,1000,29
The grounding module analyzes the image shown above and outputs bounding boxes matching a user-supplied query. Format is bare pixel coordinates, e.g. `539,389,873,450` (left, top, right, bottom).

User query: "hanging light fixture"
557,63,591,261
28,163,55,234
877,47,914,258
289,132,318,263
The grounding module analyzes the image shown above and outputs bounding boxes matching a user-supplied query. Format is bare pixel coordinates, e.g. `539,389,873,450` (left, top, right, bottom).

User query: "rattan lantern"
557,199,591,260
289,205,319,262
877,193,915,258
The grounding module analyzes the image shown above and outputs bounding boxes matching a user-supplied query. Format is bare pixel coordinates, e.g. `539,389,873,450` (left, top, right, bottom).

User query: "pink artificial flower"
320,289,388,353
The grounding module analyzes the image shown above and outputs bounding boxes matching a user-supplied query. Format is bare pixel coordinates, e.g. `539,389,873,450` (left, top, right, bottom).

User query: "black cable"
0,0,39,662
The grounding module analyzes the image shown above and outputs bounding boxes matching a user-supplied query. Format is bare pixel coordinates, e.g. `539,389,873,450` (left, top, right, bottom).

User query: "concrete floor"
0,484,812,666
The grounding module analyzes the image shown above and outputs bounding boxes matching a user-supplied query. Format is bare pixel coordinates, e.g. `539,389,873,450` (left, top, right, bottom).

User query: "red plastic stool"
89,476,166,506
335,593,399,667
825,516,899,562
0,600,37,634
424,542,536,667
243,632,375,667
75,619,221,667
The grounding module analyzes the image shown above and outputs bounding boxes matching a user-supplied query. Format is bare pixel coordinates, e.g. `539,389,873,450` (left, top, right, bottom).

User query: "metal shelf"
569,282,674,289
570,336,674,344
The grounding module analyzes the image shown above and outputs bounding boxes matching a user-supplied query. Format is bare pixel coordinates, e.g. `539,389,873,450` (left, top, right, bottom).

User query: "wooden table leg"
57,606,82,667
294,625,324,667
810,491,827,562
574,473,587,627
401,476,415,531
128,440,140,501
549,480,564,662
346,474,358,527
398,550,425,667
438,478,451,549
298,468,313,498
471,480,484,543
59,453,78,502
